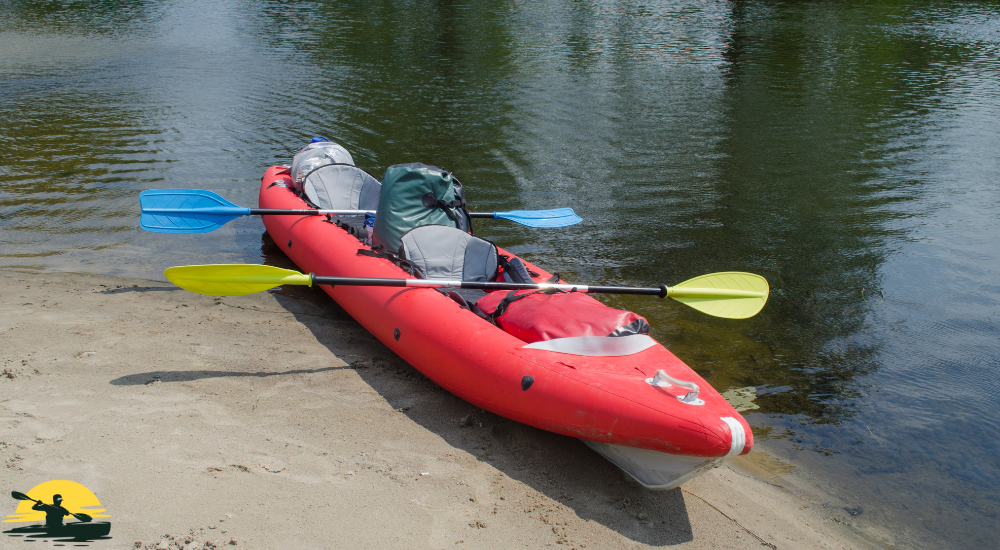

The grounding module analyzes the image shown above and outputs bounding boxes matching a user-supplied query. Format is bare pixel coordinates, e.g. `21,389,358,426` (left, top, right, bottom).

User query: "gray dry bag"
290,140,354,185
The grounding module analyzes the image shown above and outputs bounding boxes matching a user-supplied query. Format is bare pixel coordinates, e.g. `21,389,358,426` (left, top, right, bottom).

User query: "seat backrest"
300,164,381,212
399,225,497,282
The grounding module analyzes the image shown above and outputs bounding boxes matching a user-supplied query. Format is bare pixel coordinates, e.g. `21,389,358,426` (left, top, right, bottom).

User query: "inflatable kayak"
254,159,755,490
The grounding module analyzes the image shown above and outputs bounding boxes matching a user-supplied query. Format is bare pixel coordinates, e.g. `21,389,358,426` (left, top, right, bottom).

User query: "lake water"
2,1,998,547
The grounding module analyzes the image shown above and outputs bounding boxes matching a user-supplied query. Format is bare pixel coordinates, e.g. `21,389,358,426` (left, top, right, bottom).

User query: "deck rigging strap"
356,246,422,278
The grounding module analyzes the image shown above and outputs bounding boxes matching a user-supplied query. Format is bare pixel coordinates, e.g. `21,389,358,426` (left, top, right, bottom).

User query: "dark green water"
2,1,998,547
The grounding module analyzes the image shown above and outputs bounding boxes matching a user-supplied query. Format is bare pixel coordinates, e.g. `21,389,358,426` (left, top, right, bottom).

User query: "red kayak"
258,165,753,489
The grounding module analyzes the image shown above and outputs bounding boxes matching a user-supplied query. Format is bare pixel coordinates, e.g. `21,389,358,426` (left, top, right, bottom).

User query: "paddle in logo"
3,480,111,544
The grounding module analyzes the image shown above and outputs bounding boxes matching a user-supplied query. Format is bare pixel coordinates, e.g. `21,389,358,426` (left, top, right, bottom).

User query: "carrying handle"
646,369,704,405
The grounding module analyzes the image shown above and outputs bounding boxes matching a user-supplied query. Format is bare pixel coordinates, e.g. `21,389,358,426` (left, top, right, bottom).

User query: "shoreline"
1,268,888,549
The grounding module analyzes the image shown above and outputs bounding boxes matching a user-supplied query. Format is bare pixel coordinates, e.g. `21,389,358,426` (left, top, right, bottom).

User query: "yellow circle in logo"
5,480,108,523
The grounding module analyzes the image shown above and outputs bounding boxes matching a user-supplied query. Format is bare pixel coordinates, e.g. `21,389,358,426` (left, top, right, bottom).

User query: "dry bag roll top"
372,163,472,253
290,139,355,185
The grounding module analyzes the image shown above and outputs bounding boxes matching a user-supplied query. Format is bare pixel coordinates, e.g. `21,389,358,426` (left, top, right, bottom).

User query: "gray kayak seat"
299,164,381,235
399,225,497,281
399,225,498,303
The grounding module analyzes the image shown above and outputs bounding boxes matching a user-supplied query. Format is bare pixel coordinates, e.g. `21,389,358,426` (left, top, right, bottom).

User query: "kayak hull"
258,166,752,486
3,522,111,539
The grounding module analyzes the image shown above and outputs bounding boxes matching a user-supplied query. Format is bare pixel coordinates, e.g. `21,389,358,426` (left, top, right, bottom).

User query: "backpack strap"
417,172,472,233
488,291,533,321
486,284,566,324
443,291,494,323
421,192,469,229
326,215,364,241
499,255,529,283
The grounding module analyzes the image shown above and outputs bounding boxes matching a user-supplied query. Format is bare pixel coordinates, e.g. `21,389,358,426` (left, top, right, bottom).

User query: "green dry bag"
372,163,472,253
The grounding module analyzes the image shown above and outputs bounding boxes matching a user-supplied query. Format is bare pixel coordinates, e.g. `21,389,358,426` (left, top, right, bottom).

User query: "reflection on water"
0,4,161,260
3,1,999,547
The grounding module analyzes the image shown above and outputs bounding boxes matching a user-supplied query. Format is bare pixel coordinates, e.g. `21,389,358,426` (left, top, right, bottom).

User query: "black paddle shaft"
250,209,325,215
311,275,668,297
248,209,497,218
10,492,92,522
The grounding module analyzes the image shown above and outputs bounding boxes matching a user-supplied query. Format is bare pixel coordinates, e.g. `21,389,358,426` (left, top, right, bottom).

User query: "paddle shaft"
311,275,668,296
164,264,768,317
254,209,503,219
177,271,767,299
10,492,92,522
140,189,581,231
309,277,765,299
145,207,504,218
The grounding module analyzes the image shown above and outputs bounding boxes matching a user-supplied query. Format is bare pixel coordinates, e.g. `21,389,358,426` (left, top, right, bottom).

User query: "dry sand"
1,269,889,549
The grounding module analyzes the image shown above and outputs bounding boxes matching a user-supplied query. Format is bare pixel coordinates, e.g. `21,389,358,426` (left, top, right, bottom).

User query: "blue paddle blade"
494,208,582,228
139,189,252,233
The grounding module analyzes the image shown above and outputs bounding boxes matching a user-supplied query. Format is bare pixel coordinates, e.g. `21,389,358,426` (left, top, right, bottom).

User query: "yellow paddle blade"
164,264,312,296
667,272,769,319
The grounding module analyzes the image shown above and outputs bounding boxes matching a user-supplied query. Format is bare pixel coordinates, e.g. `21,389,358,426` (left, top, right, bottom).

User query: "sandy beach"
1,268,886,549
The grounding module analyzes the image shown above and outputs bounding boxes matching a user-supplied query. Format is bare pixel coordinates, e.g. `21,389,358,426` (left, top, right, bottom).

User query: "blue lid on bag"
310,136,331,143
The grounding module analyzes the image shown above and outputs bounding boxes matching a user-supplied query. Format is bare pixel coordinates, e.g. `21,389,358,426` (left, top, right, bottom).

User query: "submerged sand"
0,269,887,549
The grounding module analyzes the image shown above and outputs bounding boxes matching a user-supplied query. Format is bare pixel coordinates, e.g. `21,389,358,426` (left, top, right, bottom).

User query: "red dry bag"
476,290,649,343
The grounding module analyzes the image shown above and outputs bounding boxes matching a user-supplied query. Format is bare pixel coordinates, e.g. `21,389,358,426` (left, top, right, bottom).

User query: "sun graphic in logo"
4,480,110,542
6,480,108,523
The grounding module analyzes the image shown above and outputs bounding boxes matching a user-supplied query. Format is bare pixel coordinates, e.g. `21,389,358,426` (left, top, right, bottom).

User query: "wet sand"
0,269,887,549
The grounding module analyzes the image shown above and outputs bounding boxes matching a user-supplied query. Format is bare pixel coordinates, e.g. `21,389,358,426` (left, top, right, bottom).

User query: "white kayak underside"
582,440,723,490
581,417,746,490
